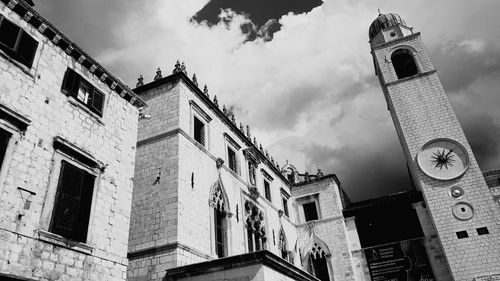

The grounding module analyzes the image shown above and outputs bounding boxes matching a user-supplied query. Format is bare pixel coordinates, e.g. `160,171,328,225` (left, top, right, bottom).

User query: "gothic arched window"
310,242,330,281
210,179,230,258
244,201,266,252
391,49,418,79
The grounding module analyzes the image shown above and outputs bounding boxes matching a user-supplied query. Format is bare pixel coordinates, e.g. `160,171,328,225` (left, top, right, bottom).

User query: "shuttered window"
62,68,105,116
227,147,237,173
0,16,38,68
0,129,12,173
50,160,95,242
193,116,205,146
264,180,271,202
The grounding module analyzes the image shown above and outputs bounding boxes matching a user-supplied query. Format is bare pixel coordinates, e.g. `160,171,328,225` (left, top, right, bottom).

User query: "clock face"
417,138,470,181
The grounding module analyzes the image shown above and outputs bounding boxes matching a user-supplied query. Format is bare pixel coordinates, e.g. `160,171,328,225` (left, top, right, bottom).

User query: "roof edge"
2,0,146,108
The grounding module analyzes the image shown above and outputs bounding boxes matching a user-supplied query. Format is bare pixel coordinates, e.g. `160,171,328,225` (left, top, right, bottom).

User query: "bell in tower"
369,12,500,281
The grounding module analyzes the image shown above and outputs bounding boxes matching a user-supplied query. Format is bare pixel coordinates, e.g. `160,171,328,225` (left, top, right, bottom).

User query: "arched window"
309,242,330,281
245,201,266,252
210,179,230,258
278,228,292,263
391,49,418,79
302,237,331,281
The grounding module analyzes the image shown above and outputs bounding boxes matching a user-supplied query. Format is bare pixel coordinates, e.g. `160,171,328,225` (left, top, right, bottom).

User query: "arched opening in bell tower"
391,49,418,79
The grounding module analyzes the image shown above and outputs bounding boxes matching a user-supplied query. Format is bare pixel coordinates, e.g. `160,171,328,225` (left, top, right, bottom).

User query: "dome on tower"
369,13,406,40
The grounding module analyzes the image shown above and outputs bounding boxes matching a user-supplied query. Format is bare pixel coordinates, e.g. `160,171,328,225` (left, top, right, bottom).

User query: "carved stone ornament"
216,158,225,169
248,186,260,200
154,67,162,80
136,74,144,87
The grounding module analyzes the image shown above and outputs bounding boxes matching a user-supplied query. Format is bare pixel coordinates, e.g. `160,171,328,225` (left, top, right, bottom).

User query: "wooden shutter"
0,129,12,172
61,68,81,97
0,17,21,52
51,160,95,242
17,30,38,68
90,90,105,116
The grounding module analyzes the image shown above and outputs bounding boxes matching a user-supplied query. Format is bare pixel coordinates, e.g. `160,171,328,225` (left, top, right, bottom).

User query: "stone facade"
0,1,144,280
370,14,500,280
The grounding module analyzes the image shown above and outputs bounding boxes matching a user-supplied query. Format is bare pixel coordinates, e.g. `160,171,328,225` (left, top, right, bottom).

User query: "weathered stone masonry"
0,1,146,280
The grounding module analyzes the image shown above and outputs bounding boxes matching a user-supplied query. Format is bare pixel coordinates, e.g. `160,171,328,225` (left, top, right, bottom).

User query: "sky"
33,0,500,201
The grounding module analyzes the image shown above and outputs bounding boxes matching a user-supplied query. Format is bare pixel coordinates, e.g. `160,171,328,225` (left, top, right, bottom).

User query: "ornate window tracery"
209,179,230,258
244,200,266,252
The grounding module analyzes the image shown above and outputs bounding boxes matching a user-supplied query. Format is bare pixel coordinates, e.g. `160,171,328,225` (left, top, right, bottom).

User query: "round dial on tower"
417,138,470,181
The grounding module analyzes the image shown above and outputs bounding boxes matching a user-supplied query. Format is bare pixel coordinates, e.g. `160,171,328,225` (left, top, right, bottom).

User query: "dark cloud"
431,40,500,93
191,0,322,41
301,138,411,202
457,109,500,171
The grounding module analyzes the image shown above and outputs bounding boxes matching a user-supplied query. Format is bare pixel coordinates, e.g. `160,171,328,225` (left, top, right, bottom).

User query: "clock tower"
369,13,500,280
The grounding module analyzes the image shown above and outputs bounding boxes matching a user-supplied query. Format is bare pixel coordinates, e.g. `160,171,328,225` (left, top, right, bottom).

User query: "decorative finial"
213,95,219,107
223,105,227,115
203,85,209,97
192,73,198,86
377,8,381,15
259,144,263,152
231,114,236,123
246,125,251,138
265,150,269,158
154,67,162,81
173,60,182,74
317,168,323,177
136,74,144,87
181,61,187,75
240,123,244,131
253,137,257,146
277,164,280,170
271,157,275,165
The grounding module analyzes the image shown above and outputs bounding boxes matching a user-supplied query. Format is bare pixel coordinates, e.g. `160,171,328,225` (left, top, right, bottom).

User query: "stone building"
0,1,146,280
127,63,355,281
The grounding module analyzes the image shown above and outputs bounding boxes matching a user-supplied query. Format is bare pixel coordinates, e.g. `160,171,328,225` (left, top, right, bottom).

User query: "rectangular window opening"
50,160,95,243
0,16,38,68
477,227,489,236
282,197,289,217
227,147,237,173
264,180,271,202
62,68,105,117
193,116,205,146
303,202,319,222
0,129,12,172
456,231,468,239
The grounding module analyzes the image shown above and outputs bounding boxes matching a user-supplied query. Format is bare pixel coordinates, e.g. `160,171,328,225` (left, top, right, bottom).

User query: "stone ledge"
36,229,93,255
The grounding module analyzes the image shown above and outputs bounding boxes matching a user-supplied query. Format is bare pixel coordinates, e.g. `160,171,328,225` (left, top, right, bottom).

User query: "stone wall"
0,3,139,281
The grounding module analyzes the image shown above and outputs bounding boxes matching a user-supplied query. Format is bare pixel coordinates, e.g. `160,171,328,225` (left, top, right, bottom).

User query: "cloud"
34,0,500,201
191,0,322,41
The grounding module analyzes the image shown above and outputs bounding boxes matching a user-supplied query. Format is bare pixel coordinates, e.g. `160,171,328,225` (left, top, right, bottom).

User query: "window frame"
280,188,291,218
189,100,211,149
0,121,20,196
0,15,39,70
39,144,100,247
296,194,322,223
62,68,106,118
261,169,273,202
224,133,241,175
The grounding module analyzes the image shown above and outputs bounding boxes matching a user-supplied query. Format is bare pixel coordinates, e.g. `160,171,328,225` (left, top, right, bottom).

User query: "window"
210,179,229,258
245,200,266,252
456,231,468,239
264,180,271,202
477,227,489,236
50,160,95,242
303,202,319,222
391,49,418,79
0,129,11,172
282,197,289,217
0,16,38,68
193,116,205,146
227,146,237,173
62,68,105,116
307,242,330,281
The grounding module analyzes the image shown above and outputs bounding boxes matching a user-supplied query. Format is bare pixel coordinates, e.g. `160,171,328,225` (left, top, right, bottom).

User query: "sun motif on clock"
430,149,455,170
417,138,470,181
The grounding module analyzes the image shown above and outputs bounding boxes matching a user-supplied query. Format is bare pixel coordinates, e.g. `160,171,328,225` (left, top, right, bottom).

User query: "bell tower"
369,13,500,280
